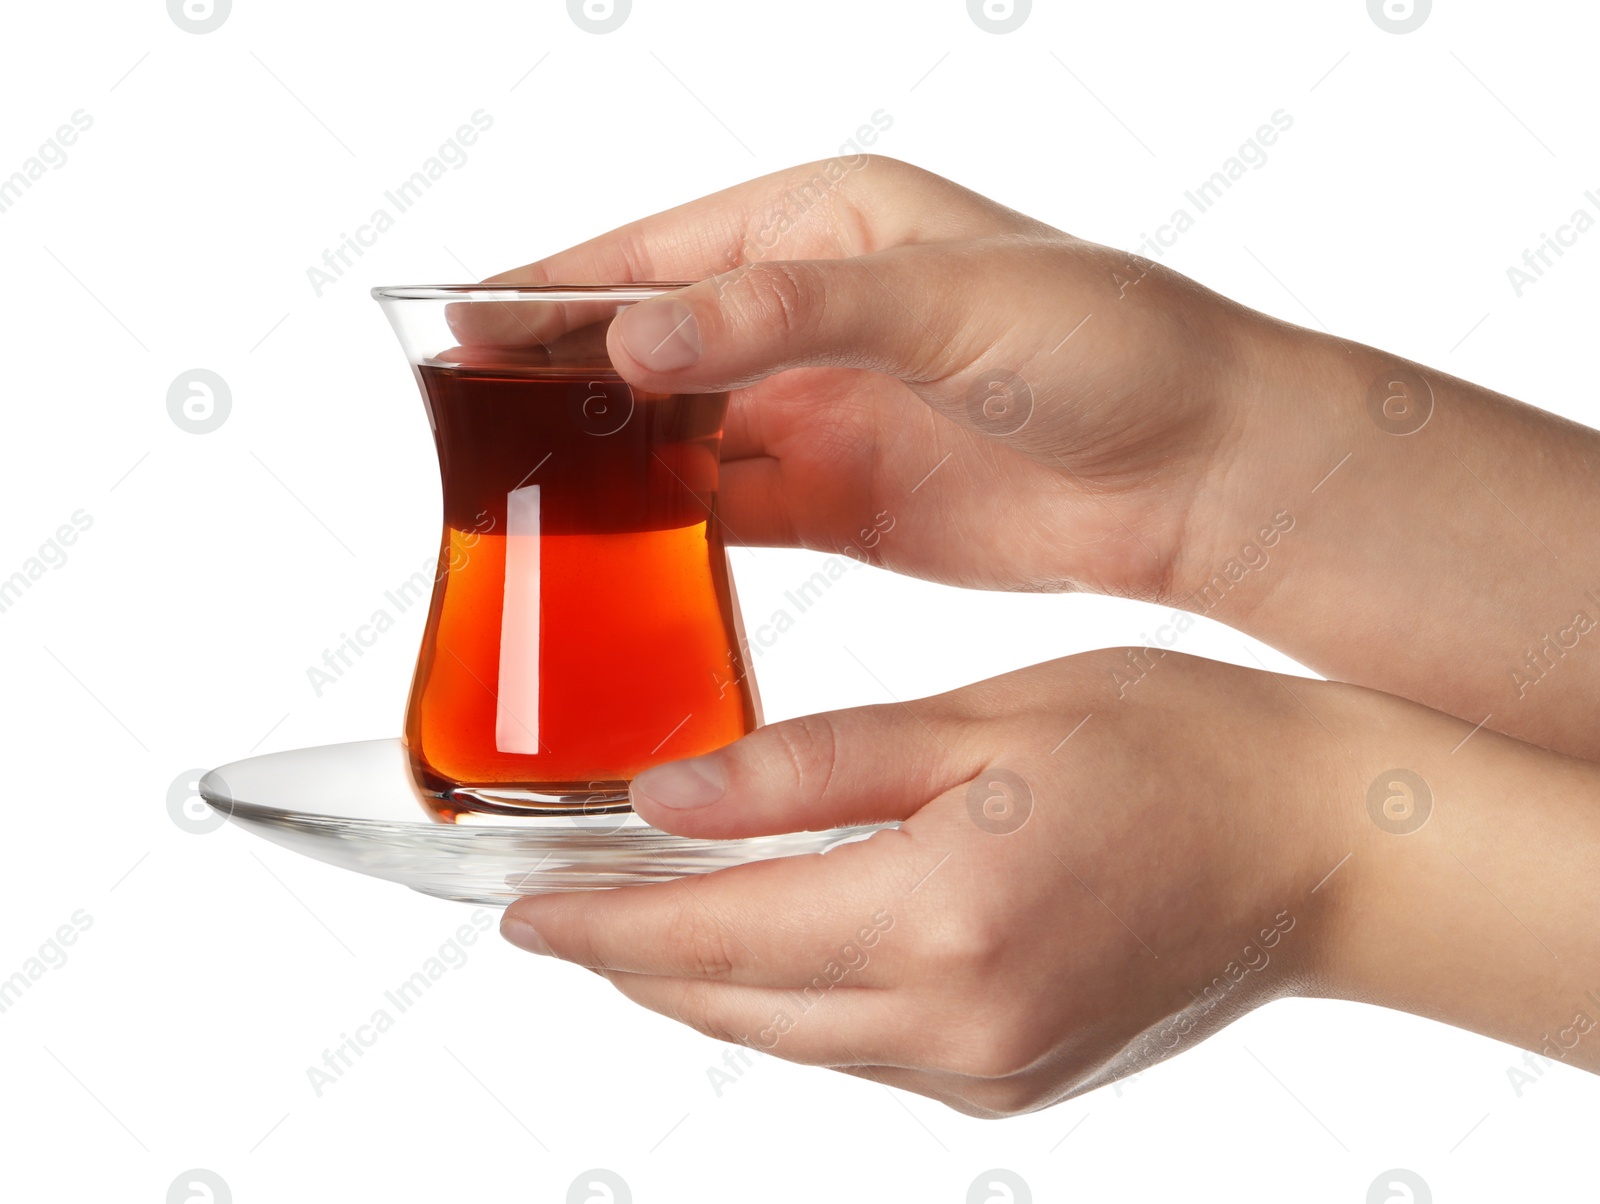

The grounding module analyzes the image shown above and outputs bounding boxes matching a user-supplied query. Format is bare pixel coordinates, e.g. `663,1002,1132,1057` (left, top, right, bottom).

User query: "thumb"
629,699,982,839
605,245,1046,418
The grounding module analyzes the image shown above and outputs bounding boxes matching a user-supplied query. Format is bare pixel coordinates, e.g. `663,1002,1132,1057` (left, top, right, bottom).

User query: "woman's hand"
487,156,1265,602
487,156,1600,759
500,649,1600,1116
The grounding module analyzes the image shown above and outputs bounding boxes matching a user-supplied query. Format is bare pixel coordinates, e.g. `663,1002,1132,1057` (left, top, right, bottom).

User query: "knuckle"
665,900,739,982
852,153,914,183
941,1016,1050,1083
917,910,1009,980
729,261,819,342
646,979,749,1047
610,224,658,281
679,998,748,1048
764,713,841,800
960,1074,1052,1118
696,1019,748,1048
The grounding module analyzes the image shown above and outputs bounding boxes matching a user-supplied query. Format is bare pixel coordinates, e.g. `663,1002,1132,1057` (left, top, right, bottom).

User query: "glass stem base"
411,771,632,822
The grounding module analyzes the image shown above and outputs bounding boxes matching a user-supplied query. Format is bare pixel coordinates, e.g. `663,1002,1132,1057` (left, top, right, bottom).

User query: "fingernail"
501,915,551,956
616,298,701,371
631,755,726,810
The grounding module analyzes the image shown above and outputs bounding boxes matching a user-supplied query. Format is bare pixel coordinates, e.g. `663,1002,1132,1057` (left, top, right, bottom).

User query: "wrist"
1175,313,1600,759
1162,311,1359,620
1314,693,1600,1069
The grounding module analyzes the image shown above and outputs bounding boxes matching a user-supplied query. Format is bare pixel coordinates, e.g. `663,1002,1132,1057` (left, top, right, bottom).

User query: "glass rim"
371,282,693,302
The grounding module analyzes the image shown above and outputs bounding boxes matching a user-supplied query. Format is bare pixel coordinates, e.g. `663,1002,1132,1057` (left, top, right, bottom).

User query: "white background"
2,0,1597,1200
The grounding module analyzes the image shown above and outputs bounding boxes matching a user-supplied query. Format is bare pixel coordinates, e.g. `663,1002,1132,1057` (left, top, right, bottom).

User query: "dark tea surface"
406,364,757,819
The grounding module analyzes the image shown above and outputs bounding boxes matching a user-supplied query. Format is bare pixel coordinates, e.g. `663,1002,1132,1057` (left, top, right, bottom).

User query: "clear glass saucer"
199,739,889,906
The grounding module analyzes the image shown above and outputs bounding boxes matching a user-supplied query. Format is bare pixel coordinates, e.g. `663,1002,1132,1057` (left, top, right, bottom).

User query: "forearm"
1318,691,1600,1070
1185,315,1600,760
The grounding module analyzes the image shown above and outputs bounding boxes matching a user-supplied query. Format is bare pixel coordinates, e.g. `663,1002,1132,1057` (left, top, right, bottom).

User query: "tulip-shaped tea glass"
374,284,760,821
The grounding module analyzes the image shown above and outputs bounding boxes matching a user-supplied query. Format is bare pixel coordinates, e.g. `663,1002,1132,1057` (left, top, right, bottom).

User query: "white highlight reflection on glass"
495,484,541,754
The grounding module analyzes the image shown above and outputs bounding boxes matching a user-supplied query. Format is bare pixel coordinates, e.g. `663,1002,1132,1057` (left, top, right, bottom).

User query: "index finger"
501,827,922,988
451,158,1044,353
486,155,1047,287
